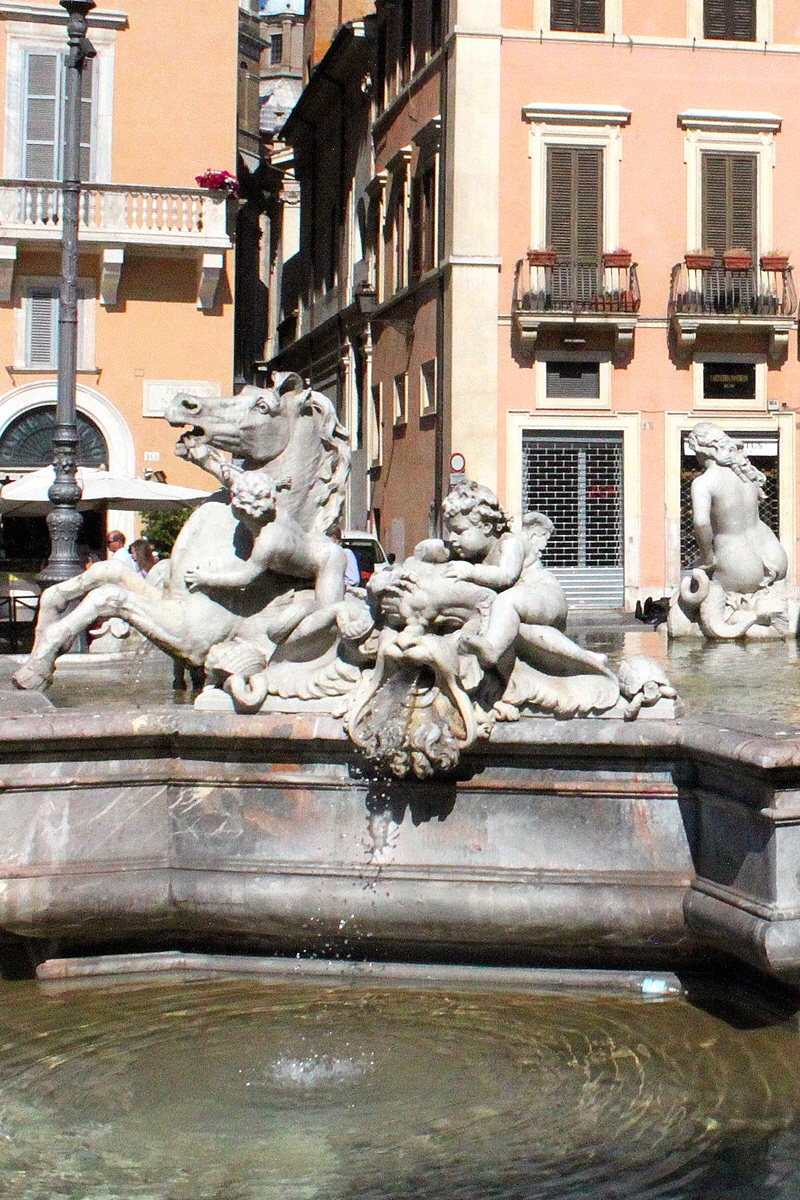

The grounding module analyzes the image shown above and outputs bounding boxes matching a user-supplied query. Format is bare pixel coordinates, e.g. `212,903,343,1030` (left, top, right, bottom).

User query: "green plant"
140,506,194,557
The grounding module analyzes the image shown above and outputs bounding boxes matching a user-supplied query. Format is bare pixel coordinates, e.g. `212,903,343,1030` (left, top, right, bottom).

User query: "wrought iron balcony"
669,260,796,363
512,256,640,355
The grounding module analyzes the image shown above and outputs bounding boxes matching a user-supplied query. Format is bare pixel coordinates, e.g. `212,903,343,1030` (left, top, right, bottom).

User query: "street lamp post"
38,0,96,587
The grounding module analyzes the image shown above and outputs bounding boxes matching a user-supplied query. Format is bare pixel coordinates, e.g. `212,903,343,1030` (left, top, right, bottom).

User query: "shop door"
522,430,624,607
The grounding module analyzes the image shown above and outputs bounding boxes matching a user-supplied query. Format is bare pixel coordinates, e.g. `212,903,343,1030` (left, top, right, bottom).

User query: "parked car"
341,531,390,584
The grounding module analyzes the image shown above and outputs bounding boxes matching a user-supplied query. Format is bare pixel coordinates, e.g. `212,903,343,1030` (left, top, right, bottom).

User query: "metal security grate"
522,431,624,606
680,431,780,570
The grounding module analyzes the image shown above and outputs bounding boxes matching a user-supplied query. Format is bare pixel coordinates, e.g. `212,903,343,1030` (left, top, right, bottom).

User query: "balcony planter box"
602,250,632,268
527,249,558,267
723,249,752,270
685,251,715,270
760,254,790,272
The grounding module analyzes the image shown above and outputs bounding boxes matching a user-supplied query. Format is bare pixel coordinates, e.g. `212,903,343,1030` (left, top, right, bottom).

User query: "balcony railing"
669,263,796,318
0,180,231,249
513,258,641,316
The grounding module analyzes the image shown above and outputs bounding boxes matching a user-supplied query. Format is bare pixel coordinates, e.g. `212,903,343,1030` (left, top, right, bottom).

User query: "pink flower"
195,169,239,197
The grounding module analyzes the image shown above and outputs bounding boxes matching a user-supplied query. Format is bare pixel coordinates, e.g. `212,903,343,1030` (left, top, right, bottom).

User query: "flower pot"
760,254,789,272
527,249,558,267
685,252,714,270
602,250,632,268
723,250,752,270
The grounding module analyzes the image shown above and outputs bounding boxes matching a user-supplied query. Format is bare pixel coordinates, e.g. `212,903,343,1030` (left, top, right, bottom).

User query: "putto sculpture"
669,422,793,640
14,377,678,777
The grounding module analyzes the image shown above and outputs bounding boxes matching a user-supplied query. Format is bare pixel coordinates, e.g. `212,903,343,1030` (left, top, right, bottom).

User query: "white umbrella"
0,466,213,514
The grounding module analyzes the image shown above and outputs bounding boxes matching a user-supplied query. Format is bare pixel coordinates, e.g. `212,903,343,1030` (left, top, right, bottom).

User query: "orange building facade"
0,0,247,561
278,0,800,608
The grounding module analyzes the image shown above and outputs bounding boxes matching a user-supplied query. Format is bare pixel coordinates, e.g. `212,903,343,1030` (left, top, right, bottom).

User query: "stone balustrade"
0,179,232,248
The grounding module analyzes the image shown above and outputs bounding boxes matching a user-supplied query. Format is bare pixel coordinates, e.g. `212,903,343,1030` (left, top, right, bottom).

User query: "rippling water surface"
0,977,799,1198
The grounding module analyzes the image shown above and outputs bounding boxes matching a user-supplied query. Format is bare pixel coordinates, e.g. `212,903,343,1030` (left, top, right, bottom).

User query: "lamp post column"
38,0,95,587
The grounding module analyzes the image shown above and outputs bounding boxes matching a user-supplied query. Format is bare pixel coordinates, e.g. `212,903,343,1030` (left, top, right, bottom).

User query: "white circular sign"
450,452,466,473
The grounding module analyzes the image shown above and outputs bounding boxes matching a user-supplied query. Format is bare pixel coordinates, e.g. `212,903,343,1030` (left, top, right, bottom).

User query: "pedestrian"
106,530,137,573
130,538,158,578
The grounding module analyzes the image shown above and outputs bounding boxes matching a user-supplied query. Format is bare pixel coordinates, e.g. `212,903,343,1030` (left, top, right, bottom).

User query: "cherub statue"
185,467,349,647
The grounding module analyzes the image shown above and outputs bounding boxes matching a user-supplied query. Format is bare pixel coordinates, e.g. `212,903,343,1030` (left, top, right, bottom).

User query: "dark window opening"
546,361,600,399
550,0,605,33
0,405,108,468
704,0,757,41
400,0,413,84
431,0,444,48
410,164,436,278
270,34,283,65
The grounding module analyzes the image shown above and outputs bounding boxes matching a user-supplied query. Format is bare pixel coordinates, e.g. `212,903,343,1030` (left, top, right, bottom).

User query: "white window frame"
420,358,437,417
691,351,767,413
678,110,780,255
393,371,407,426
687,0,773,45
535,353,612,410
4,22,116,181
15,275,95,370
533,0,623,36
369,380,383,468
523,104,631,254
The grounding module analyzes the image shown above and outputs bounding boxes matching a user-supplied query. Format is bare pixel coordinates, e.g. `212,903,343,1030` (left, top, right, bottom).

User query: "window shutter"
24,54,93,180
730,154,757,253
27,291,58,367
24,53,60,179
79,59,93,180
550,0,578,31
547,146,574,257
547,146,602,263
704,0,756,39
551,0,604,31
702,152,757,257
575,148,602,261
731,0,756,39
577,0,604,32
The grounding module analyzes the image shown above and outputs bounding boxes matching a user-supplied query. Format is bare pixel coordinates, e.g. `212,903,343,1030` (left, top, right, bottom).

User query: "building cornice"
0,2,127,28
522,102,631,127
677,109,781,133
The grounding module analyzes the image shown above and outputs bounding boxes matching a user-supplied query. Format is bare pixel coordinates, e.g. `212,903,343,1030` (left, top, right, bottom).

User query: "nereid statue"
668,422,793,640
14,377,679,777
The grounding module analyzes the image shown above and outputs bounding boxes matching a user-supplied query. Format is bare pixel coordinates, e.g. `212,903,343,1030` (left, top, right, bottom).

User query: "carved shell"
617,655,671,699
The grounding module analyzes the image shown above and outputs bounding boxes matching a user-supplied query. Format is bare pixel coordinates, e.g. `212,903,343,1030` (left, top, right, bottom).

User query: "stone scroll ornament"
13,381,678,778
668,422,793,640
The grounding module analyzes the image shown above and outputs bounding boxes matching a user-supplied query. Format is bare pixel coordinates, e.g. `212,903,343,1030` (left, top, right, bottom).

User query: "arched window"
0,405,108,469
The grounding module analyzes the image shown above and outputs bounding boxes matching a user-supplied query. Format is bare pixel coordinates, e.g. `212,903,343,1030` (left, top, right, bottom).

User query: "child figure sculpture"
423,482,607,676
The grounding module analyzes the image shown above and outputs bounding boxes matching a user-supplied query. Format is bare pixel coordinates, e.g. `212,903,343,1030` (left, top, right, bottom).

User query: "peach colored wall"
496,30,800,590
112,0,240,186
502,0,533,31
0,2,237,507
621,0,687,38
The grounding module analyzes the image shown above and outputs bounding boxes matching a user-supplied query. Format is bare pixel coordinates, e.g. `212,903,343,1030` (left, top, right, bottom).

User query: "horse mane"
293,388,351,535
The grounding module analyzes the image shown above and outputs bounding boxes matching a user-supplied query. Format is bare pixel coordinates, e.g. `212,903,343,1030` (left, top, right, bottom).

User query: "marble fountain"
3,382,800,1197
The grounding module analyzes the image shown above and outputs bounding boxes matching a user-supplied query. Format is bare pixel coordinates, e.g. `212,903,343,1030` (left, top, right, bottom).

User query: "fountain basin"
0,705,799,982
